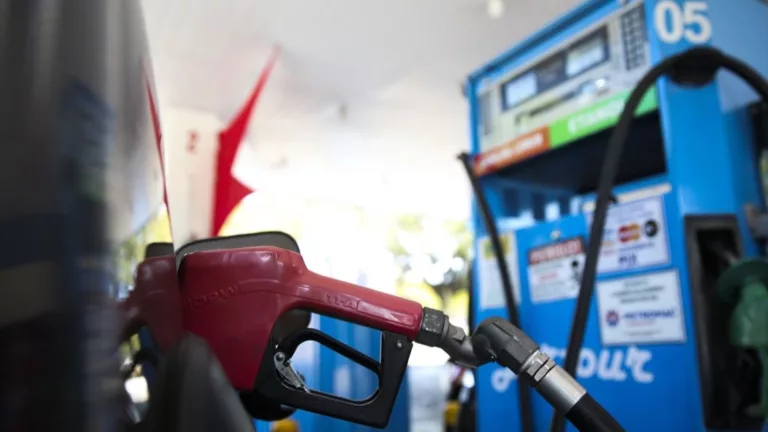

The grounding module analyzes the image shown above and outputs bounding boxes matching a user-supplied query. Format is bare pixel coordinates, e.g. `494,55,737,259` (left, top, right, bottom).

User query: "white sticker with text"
597,270,686,346
527,238,585,304
478,233,522,309
587,197,670,274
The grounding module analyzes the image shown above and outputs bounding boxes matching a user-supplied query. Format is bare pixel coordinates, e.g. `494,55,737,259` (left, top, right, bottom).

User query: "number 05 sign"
653,1,713,45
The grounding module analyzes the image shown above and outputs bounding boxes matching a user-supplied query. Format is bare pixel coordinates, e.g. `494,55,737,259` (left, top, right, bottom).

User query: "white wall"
161,107,222,245
161,101,472,245
232,101,472,219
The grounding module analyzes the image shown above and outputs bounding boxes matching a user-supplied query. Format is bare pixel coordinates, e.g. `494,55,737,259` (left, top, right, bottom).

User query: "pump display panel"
501,28,609,112
475,3,653,175
567,29,609,76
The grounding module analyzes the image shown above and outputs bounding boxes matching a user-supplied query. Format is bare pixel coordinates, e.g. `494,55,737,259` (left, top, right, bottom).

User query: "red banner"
145,78,171,219
210,48,280,236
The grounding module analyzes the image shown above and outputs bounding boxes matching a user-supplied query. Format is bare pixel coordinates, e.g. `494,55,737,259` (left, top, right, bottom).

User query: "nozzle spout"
415,307,486,368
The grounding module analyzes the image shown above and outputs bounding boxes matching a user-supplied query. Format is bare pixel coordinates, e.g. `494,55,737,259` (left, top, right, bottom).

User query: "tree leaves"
388,214,470,307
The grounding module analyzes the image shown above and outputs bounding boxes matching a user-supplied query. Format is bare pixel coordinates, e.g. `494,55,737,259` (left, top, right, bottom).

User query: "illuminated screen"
502,72,537,109
567,31,608,77
537,56,566,91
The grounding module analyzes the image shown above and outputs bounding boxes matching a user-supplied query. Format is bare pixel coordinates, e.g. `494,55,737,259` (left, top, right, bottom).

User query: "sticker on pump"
477,233,522,309
596,270,686,346
586,196,670,274
527,237,585,304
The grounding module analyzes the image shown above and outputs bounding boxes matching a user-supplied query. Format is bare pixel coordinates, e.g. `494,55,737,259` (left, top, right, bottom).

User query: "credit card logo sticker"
587,197,670,274
644,220,659,237
618,224,641,243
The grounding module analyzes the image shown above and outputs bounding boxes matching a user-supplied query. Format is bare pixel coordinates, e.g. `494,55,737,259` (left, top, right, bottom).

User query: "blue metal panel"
479,184,706,431
707,0,768,256
137,329,158,386
709,0,768,112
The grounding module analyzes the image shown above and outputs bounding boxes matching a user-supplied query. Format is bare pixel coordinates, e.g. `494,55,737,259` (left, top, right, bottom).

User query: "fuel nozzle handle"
471,317,625,432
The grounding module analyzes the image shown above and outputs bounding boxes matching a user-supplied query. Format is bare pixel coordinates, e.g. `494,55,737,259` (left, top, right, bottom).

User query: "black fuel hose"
458,153,534,432
550,47,768,432
467,262,476,333
473,316,624,432
564,393,624,432
458,264,478,432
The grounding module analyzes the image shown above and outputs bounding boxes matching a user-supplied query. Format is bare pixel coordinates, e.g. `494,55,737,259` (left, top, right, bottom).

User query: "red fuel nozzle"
179,246,424,391
121,254,184,353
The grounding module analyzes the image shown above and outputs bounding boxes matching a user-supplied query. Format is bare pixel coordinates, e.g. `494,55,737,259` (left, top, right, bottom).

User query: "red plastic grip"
179,246,424,391
121,256,184,353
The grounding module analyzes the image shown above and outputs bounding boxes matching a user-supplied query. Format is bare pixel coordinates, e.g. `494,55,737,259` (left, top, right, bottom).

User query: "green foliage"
115,208,173,288
388,214,471,307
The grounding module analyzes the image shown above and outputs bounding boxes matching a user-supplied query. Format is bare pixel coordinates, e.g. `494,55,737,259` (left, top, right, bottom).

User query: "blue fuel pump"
467,1,768,431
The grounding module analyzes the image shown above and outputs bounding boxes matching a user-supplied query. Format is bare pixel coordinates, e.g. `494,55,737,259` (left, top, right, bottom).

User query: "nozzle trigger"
273,352,310,393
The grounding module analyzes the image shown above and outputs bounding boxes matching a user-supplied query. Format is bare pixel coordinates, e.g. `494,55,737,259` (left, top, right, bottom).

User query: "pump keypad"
621,6,648,71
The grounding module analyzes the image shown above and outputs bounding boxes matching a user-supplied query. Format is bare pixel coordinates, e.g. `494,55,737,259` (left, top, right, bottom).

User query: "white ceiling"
142,0,581,218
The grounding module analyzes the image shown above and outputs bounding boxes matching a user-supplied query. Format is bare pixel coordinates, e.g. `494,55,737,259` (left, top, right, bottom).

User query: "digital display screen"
500,27,609,112
567,30,608,77
503,72,537,109
536,55,566,92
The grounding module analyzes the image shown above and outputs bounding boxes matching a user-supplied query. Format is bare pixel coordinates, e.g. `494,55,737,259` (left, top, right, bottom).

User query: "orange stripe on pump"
473,127,551,176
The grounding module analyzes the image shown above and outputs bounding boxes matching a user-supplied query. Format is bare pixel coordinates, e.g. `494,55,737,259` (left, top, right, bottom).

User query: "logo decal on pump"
489,344,655,392
618,224,641,243
187,285,241,309
326,294,359,310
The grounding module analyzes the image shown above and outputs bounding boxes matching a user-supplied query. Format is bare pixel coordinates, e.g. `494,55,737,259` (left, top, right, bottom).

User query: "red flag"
210,48,280,236
146,78,171,215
